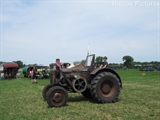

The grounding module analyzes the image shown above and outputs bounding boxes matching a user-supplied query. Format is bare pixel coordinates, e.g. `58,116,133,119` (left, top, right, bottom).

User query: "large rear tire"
42,84,52,101
46,86,68,107
90,72,120,103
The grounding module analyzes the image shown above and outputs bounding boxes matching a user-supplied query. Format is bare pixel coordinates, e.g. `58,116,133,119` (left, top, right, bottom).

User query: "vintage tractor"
42,54,122,107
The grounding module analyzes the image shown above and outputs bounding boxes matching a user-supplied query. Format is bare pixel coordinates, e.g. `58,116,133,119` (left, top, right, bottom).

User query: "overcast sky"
0,0,160,65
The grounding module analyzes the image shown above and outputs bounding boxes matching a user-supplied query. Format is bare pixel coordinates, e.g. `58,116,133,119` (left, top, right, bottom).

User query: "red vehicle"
0,62,20,79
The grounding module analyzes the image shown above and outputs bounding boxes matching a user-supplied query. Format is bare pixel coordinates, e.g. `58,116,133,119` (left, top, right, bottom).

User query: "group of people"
3,68,19,79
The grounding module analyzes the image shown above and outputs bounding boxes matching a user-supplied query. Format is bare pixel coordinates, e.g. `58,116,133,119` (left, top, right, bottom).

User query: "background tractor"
42,54,122,107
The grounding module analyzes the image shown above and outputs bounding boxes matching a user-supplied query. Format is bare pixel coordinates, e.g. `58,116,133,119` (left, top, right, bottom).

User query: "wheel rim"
51,90,65,106
100,81,115,98
52,92,63,103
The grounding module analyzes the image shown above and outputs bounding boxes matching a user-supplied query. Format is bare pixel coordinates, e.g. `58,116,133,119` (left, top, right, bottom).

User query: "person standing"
31,67,38,83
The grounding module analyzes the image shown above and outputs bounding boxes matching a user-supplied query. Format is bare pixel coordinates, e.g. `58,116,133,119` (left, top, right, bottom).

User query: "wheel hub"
52,92,63,103
101,84,111,94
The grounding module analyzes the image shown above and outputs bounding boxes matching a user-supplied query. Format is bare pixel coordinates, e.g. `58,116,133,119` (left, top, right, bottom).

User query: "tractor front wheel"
46,86,68,107
42,84,52,101
90,72,120,103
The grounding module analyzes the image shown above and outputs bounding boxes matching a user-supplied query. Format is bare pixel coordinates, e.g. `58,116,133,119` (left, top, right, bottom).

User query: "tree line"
86,55,160,70
0,55,160,69
95,55,160,70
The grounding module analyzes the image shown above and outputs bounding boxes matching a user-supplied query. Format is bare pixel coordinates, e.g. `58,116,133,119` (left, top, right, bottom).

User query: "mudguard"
90,68,122,88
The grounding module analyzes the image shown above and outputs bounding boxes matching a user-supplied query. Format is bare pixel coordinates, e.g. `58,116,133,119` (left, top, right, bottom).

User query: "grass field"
0,70,159,120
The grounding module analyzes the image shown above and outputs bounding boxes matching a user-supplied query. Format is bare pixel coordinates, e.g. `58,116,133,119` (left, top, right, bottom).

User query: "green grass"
0,70,160,120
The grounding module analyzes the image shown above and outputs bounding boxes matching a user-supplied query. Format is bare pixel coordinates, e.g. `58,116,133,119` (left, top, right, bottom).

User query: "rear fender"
90,68,122,88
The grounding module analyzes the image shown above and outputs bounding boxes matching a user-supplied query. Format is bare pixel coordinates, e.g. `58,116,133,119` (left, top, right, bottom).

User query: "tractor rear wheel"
46,86,68,107
90,72,120,103
42,84,52,101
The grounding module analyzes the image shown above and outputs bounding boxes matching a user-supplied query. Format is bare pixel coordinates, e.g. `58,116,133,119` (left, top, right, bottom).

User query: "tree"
95,56,103,64
0,61,3,64
122,55,134,68
95,56,103,68
14,60,24,68
81,60,86,66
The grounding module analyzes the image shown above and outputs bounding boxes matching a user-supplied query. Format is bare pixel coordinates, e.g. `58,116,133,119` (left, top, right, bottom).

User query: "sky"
0,0,160,65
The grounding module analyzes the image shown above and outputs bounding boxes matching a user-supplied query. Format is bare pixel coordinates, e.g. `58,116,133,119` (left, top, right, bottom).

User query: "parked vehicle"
22,65,37,78
23,65,50,79
0,62,20,79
